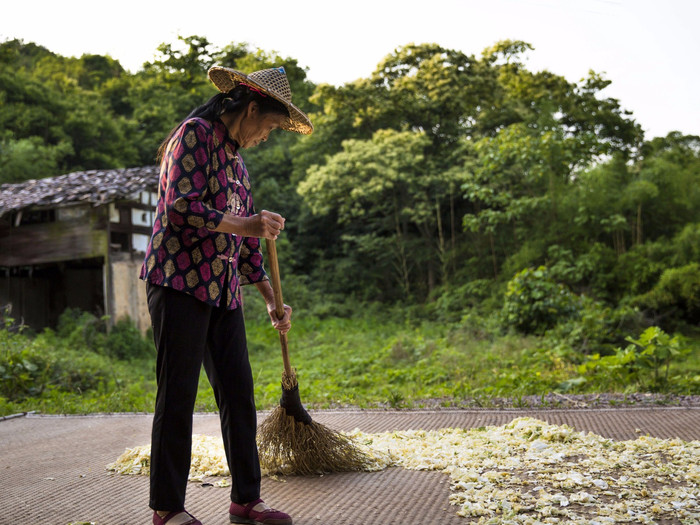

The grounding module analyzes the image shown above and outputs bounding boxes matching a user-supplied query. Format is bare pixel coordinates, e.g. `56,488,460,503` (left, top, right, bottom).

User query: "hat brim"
208,66,313,135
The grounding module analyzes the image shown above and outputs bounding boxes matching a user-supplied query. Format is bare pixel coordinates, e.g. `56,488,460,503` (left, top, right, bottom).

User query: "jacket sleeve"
163,119,225,235
237,236,268,285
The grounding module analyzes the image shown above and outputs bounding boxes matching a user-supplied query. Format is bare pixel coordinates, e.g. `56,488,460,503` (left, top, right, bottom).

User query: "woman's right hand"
246,210,285,239
212,209,285,238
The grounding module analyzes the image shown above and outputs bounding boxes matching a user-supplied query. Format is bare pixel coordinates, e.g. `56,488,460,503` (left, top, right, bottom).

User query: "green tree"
0,134,72,183
299,129,443,298
143,35,215,90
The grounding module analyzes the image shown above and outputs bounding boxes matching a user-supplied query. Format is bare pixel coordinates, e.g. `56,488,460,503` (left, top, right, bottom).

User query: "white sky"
2,0,699,140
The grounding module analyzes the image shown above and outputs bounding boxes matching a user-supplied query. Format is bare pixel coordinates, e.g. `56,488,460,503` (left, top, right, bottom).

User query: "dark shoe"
153,510,202,525
229,498,292,525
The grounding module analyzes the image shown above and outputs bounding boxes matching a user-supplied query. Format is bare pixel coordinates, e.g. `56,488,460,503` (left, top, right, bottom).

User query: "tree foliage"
1,37,698,335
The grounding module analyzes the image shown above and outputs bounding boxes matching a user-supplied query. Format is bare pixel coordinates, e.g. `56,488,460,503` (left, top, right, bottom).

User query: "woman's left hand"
267,303,292,334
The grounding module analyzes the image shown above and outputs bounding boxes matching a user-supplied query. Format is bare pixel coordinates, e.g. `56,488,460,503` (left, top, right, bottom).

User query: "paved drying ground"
1,407,698,525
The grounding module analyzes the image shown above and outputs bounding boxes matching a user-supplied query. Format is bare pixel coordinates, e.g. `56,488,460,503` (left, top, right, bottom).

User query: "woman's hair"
156,84,290,161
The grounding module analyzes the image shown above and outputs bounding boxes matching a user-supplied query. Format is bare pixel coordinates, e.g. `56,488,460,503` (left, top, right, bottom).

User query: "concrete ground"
1,407,698,525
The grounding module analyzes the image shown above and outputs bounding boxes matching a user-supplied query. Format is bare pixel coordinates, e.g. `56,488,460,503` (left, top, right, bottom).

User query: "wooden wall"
0,206,108,267
0,201,156,331
0,259,104,328
0,206,109,328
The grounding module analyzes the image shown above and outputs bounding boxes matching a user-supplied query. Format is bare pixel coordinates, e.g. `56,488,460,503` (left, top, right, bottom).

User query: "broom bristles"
257,405,372,476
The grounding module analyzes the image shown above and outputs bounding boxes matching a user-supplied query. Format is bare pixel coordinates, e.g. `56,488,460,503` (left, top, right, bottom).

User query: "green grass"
1,294,699,416
197,293,700,411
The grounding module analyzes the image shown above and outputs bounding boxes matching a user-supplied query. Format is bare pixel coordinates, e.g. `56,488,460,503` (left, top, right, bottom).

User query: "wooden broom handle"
265,238,293,377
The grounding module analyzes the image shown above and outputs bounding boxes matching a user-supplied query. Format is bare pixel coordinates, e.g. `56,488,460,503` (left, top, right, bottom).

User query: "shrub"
547,243,618,300
544,298,641,357
613,243,672,295
428,279,495,323
0,327,110,401
671,222,700,266
578,326,693,392
0,309,152,405
502,266,579,334
57,309,153,360
57,308,108,352
49,347,110,393
104,318,154,360
632,263,700,327
0,329,51,400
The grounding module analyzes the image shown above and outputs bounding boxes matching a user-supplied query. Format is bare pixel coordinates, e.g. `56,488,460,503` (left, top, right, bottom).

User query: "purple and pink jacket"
139,117,267,309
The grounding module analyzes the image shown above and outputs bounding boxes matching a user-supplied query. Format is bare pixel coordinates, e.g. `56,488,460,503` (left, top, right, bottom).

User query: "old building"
0,166,159,332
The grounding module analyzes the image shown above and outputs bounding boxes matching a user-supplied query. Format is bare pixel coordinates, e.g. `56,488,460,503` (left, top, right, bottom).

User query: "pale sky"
3,0,699,140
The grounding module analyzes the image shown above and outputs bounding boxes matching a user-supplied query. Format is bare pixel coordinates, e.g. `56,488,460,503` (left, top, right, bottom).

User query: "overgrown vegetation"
1,292,697,416
1,37,699,414
0,309,156,415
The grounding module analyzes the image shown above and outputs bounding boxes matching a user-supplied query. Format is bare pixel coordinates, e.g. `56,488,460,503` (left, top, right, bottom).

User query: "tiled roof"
0,166,159,217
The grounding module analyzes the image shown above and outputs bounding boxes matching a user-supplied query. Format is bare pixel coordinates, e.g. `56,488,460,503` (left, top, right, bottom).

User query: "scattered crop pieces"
108,417,699,523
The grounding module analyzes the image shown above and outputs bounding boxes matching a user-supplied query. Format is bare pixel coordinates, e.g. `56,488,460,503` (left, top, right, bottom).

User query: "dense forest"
1,35,699,359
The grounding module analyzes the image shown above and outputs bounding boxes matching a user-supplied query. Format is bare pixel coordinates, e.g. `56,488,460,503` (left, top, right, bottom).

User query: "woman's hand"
267,303,292,335
212,209,285,239
244,210,285,239
255,281,291,334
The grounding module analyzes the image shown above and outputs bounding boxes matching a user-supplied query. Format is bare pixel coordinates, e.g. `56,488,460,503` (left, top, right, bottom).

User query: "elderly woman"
140,66,312,525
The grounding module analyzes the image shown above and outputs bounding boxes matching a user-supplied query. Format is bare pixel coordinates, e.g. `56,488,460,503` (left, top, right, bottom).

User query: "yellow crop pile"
108,417,699,523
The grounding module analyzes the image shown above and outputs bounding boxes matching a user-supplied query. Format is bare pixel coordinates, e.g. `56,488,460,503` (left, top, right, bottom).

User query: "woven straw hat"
208,66,313,135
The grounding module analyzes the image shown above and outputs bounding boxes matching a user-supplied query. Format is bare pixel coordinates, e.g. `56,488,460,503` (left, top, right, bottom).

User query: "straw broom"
257,239,372,475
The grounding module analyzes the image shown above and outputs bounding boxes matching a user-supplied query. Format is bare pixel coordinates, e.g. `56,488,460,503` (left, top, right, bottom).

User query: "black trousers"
147,283,261,511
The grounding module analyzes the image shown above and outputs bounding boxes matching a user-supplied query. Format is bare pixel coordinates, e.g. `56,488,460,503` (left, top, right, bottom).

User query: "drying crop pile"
107,417,699,523
108,433,234,487
350,418,699,524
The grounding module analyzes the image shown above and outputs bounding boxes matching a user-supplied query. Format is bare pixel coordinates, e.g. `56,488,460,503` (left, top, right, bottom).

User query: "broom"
257,238,372,475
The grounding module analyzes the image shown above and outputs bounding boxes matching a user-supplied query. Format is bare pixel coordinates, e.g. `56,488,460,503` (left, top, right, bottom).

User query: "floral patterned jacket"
139,117,267,309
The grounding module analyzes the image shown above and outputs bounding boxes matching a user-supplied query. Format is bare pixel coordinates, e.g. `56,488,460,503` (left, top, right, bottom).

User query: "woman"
140,66,313,525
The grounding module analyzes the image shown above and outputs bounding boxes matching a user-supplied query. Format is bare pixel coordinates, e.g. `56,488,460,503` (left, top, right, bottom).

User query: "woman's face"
237,102,287,149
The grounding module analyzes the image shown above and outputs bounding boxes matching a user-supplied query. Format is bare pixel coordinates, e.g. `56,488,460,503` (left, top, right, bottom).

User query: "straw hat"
208,66,313,135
